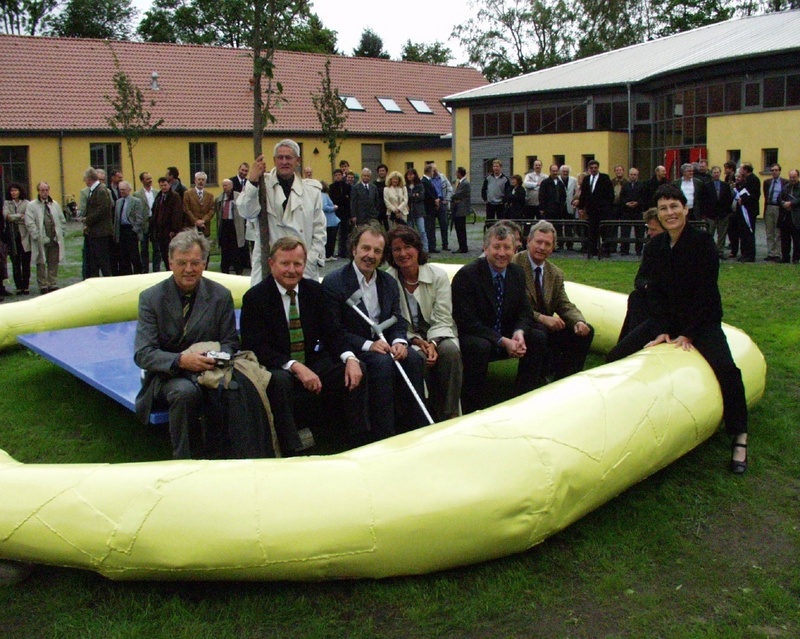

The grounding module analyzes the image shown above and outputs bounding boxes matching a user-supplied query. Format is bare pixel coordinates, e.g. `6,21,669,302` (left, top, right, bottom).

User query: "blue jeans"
411,216,428,251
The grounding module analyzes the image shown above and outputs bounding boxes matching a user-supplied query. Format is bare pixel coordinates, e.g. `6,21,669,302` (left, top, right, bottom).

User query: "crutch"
345,290,434,425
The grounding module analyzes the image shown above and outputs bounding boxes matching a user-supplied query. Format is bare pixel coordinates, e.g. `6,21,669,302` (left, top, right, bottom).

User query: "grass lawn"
0,231,798,638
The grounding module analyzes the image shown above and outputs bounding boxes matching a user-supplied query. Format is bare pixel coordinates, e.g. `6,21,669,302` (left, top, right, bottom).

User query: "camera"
206,350,231,367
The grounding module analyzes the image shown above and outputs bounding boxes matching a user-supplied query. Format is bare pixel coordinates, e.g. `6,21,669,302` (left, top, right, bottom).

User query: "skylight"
340,95,365,111
408,98,433,114
377,97,402,113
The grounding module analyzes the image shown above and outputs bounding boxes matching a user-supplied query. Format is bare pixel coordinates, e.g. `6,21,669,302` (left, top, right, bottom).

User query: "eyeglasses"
173,260,203,268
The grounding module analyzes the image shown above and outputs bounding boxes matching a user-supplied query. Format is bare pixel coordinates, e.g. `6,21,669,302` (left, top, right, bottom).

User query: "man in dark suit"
330,168,351,259
734,162,761,262
619,167,645,255
452,222,540,414
762,163,788,261
349,167,380,226
152,177,188,271
422,164,441,252
642,165,668,209
134,229,239,459
673,163,704,221
539,164,567,250
577,159,614,257
322,224,427,440
512,221,593,382
701,165,734,257
112,180,145,275
240,237,369,453
230,162,250,193
82,166,114,277
450,167,471,253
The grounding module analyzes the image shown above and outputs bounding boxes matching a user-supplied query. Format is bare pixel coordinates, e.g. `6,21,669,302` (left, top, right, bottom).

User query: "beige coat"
4,199,30,251
25,198,66,264
387,263,458,344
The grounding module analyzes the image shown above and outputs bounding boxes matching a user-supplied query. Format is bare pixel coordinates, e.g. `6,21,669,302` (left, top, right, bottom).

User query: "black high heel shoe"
731,440,748,475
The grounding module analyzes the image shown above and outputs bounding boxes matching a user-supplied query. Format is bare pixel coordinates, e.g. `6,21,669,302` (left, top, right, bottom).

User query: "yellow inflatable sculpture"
0,272,766,581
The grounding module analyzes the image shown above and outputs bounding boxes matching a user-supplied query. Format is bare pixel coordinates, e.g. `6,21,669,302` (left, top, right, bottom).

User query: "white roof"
445,11,800,102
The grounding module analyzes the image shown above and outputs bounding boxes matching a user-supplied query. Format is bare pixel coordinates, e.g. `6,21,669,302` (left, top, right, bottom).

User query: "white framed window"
377,97,402,112
408,98,433,114
341,95,365,111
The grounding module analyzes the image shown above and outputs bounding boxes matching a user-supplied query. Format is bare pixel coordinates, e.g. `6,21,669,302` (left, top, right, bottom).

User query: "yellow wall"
707,110,800,172
6,134,448,205
453,108,471,172
513,131,629,174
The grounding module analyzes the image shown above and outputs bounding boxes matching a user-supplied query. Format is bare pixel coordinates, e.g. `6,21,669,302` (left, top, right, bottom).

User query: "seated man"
512,221,593,381
134,229,239,459
617,207,665,341
452,222,541,414
240,236,369,453
322,223,427,440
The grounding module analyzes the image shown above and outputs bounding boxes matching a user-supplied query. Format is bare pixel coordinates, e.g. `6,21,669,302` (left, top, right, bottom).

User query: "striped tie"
287,289,305,364
493,273,504,334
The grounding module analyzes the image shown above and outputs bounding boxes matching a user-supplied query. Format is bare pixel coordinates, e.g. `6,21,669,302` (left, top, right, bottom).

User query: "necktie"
534,266,546,311
591,175,597,192
181,293,193,337
715,181,720,198
769,181,777,204
287,289,305,364
493,273,504,334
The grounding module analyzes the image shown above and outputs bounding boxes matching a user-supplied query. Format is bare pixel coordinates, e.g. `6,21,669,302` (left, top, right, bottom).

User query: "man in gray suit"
112,181,145,275
83,166,114,277
349,167,380,225
134,229,239,458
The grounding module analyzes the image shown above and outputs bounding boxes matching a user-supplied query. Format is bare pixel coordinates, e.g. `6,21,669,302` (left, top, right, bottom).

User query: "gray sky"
129,0,469,63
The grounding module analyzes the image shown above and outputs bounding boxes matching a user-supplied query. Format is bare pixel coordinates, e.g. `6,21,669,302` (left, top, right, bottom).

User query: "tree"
352,27,389,59
1,0,59,35
137,0,336,53
47,0,137,40
104,48,164,190
401,40,453,65
311,58,348,175
574,0,644,59
452,0,574,81
655,0,734,37
283,12,338,54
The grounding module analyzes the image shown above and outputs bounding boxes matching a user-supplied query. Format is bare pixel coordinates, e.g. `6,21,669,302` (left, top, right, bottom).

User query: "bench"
18,321,170,425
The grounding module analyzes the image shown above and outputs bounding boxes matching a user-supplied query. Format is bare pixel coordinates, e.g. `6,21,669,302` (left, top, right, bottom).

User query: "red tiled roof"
0,35,487,136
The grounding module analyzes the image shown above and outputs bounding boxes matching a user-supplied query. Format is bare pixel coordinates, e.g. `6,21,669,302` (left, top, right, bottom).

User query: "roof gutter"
58,130,65,206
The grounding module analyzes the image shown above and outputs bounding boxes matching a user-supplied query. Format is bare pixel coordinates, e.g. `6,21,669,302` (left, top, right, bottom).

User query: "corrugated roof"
444,10,800,102
0,35,487,135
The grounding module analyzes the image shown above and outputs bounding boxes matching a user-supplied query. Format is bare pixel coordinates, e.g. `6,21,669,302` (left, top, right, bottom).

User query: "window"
527,109,542,134
340,95,365,111
0,145,30,195
405,162,415,172
744,82,761,108
725,82,741,112
612,103,629,130
485,112,499,137
727,150,741,166
408,98,433,114
581,154,595,171
763,149,779,172
526,156,538,171
377,97,402,113
189,142,218,185
787,74,800,106
89,142,121,176
553,155,565,168
540,107,557,133
472,113,485,137
763,77,785,109
635,102,651,121
594,103,611,129
708,84,724,113
498,111,512,135
513,111,526,133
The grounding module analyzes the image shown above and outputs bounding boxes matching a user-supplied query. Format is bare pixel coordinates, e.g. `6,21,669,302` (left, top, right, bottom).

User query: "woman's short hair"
6,182,27,200
385,226,429,268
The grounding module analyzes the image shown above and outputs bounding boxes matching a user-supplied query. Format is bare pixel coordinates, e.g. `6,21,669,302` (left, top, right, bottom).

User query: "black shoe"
731,440,748,475
779,258,791,263
455,248,469,253
39,288,49,295
736,256,755,263
429,249,440,253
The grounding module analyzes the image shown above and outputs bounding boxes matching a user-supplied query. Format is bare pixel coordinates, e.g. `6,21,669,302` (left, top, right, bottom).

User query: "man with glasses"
134,229,238,459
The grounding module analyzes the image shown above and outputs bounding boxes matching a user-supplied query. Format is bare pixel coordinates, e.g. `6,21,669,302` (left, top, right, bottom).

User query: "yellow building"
0,35,487,204
444,11,800,187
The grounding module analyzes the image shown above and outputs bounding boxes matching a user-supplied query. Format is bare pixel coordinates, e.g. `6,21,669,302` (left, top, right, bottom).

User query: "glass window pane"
485,112,498,136
708,85,724,113
408,99,433,114
498,111,512,135
763,77,785,109
472,113,485,137
377,97,402,112
513,111,526,133
787,74,800,106
744,82,760,108
527,109,541,134
725,82,742,112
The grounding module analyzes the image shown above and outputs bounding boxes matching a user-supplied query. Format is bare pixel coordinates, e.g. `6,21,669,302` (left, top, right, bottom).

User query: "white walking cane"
345,290,434,425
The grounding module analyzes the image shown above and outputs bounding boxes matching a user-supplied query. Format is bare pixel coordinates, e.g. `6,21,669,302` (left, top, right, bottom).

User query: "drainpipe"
58,130,66,206
626,83,633,169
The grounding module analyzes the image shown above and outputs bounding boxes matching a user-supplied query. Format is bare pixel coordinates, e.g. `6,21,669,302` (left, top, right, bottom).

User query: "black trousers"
459,331,543,415
453,216,468,251
485,203,504,222
113,226,143,275
606,321,747,436
87,236,112,277
532,322,594,380
10,233,31,291
267,356,370,453
780,218,800,262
